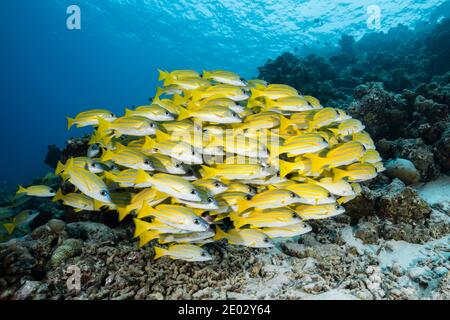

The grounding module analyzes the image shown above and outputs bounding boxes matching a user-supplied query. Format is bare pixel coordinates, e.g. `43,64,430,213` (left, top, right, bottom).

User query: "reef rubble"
0,176,448,300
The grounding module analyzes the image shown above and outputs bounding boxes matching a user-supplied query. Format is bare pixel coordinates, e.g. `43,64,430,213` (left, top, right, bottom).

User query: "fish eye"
201,251,206,256
175,163,181,168
263,237,270,243
203,128,208,133
194,219,200,225
50,189,56,194
187,169,193,175
92,162,97,167
214,182,221,188
292,213,297,218
290,192,297,198
303,223,308,228
276,171,281,177
150,123,156,128
191,190,197,195
241,89,246,94
240,77,245,82
100,190,108,197
207,197,213,203
110,113,115,117
144,160,151,165
191,150,196,155
153,148,159,152
165,111,170,116
248,187,253,193
232,112,237,117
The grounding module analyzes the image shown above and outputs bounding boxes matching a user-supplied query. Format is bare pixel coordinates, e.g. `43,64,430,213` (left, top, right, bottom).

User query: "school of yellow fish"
15,69,384,262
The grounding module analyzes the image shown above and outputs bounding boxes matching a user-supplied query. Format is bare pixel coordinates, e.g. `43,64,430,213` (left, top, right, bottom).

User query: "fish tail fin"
153,246,167,259
65,158,76,171
203,70,211,79
328,128,340,137
139,231,159,248
200,165,217,180
267,143,282,162
250,88,263,99
177,106,191,121
158,69,169,81
3,223,16,235
307,120,316,132
55,161,65,175
135,169,151,185
279,115,293,133
16,185,26,195
172,93,186,108
213,225,228,241
133,218,153,238
117,207,130,221
137,200,157,219
52,189,64,202
96,117,111,135
237,199,251,214
264,97,275,111
155,130,171,142
142,136,155,152
124,108,133,117
279,160,297,178
304,153,327,174
332,167,346,183
103,171,117,182
66,117,75,130
101,149,116,162
93,200,104,211
230,214,246,229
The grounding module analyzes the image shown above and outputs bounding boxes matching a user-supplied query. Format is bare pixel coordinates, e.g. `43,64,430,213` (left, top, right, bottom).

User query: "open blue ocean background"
1,0,449,188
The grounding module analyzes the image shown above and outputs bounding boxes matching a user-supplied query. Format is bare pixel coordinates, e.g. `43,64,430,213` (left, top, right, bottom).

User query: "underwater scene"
1,0,450,302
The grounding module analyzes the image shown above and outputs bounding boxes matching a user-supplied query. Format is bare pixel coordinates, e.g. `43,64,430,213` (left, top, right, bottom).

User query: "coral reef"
2,19,449,301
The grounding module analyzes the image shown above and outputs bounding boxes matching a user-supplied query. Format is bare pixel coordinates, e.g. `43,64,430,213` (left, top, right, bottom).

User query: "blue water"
1,0,448,188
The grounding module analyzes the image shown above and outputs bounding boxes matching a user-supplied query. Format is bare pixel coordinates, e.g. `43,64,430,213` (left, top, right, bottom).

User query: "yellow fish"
52,189,101,212
203,70,247,86
101,145,154,171
178,106,242,123
190,84,249,102
16,185,56,198
62,158,112,203
124,105,175,122
295,204,345,220
304,141,365,173
117,188,168,221
153,244,213,262
261,222,312,238
214,226,274,248
332,163,377,182
237,189,302,213
284,183,336,205
201,164,272,180
97,116,158,137
67,109,116,129
328,119,365,136
158,69,200,81
137,203,209,231
192,179,228,195
135,171,202,202
231,207,302,229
